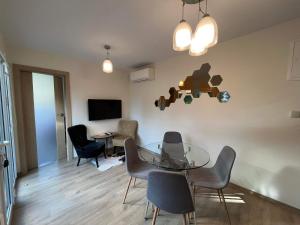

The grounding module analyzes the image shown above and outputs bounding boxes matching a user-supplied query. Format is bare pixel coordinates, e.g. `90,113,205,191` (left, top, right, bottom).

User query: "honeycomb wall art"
154,63,230,110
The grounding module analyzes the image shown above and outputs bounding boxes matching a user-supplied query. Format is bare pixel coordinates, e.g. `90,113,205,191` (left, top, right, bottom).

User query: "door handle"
0,141,9,148
3,159,9,168
0,141,9,168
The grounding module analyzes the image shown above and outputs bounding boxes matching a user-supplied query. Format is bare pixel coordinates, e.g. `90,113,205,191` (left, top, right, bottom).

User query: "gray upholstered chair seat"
112,120,138,147
130,163,160,180
112,135,130,147
188,167,226,189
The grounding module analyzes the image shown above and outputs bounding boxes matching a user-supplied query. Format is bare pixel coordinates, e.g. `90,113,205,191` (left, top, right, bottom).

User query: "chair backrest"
161,143,186,162
124,138,141,174
163,131,183,143
214,146,236,188
118,120,138,139
67,124,88,148
162,132,185,161
147,171,194,214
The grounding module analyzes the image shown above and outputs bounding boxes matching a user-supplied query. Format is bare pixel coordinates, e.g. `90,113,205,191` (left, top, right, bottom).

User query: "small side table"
92,133,116,156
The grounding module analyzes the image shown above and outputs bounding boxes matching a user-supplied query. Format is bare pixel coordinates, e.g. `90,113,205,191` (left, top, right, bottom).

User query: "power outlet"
289,110,300,118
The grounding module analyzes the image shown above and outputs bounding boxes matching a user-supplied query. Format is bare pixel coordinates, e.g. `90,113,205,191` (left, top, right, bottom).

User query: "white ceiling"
1,0,300,69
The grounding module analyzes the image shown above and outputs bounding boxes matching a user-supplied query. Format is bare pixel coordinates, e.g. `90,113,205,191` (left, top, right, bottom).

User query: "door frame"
12,64,73,170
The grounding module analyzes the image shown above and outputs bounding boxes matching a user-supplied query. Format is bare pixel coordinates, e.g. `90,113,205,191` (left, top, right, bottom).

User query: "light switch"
289,110,300,118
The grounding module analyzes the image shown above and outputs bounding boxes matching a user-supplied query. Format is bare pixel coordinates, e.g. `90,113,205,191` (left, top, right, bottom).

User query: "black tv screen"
88,99,122,121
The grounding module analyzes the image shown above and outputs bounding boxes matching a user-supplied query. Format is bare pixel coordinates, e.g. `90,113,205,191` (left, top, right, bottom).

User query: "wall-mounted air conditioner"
130,67,155,82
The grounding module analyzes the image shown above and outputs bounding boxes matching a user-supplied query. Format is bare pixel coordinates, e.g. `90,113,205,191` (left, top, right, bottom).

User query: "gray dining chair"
147,171,196,225
162,131,185,162
163,131,183,143
122,138,160,204
188,146,236,225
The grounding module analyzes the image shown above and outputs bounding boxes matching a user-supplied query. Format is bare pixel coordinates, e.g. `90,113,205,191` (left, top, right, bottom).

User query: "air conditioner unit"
130,67,155,82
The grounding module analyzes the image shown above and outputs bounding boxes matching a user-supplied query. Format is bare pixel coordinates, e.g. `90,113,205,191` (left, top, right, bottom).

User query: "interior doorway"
13,65,72,175
32,73,66,167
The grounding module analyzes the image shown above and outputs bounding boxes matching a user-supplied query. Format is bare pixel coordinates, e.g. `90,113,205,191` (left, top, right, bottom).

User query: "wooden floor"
12,159,300,225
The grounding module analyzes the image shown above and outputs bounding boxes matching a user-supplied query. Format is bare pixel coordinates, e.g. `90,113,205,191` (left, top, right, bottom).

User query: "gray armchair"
112,120,138,150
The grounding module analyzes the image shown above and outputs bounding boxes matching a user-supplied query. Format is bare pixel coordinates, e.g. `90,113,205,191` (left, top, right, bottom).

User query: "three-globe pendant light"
173,0,218,56
102,45,113,74
102,1,215,72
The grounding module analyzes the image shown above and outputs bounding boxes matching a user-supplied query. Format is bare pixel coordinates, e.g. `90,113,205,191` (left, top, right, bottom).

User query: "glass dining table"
138,141,210,171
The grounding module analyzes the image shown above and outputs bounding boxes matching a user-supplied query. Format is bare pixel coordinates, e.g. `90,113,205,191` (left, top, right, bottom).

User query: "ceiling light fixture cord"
198,1,205,19
181,1,185,21
106,49,110,59
205,0,208,15
198,1,200,20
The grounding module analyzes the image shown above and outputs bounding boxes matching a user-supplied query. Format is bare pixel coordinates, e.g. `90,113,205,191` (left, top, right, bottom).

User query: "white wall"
7,47,129,137
129,18,300,209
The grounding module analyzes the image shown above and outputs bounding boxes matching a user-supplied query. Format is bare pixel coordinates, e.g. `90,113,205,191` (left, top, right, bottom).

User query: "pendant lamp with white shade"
172,0,218,56
193,14,218,49
189,33,208,56
102,45,113,74
173,2,192,51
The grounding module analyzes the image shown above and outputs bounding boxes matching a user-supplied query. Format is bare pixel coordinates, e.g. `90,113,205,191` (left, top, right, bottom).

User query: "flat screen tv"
88,99,122,121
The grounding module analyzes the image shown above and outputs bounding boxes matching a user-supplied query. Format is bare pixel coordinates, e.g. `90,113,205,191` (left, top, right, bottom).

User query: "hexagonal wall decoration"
184,95,193,104
217,91,231,103
210,75,223,86
155,63,230,110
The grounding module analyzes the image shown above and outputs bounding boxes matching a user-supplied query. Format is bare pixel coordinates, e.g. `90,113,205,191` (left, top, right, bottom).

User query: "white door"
0,56,17,225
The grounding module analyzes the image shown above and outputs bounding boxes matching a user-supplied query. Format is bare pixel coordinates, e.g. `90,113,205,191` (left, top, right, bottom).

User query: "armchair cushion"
113,120,138,147
112,135,130,147
82,141,105,152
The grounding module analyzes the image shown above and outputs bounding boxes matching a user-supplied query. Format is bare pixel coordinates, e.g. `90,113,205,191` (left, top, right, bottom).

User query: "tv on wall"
88,99,122,121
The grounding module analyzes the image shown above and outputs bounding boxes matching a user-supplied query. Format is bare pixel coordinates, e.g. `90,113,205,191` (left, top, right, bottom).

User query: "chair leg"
144,200,150,220
77,157,81,166
217,189,223,204
95,157,99,168
103,150,107,159
133,177,137,187
152,207,159,225
190,185,196,224
220,189,231,225
193,185,196,204
182,214,188,225
193,211,197,225
123,177,133,204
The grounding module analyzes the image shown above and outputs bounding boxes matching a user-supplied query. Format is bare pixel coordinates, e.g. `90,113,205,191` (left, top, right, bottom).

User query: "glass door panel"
32,73,57,167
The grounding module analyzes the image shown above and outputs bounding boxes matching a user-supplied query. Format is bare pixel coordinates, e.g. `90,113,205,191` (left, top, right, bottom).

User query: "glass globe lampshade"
102,59,113,73
189,34,208,56
194,15,218,49
173,20,192,51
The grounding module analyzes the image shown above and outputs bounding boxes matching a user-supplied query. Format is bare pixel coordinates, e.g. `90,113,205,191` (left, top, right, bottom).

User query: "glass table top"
138,141,210,171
